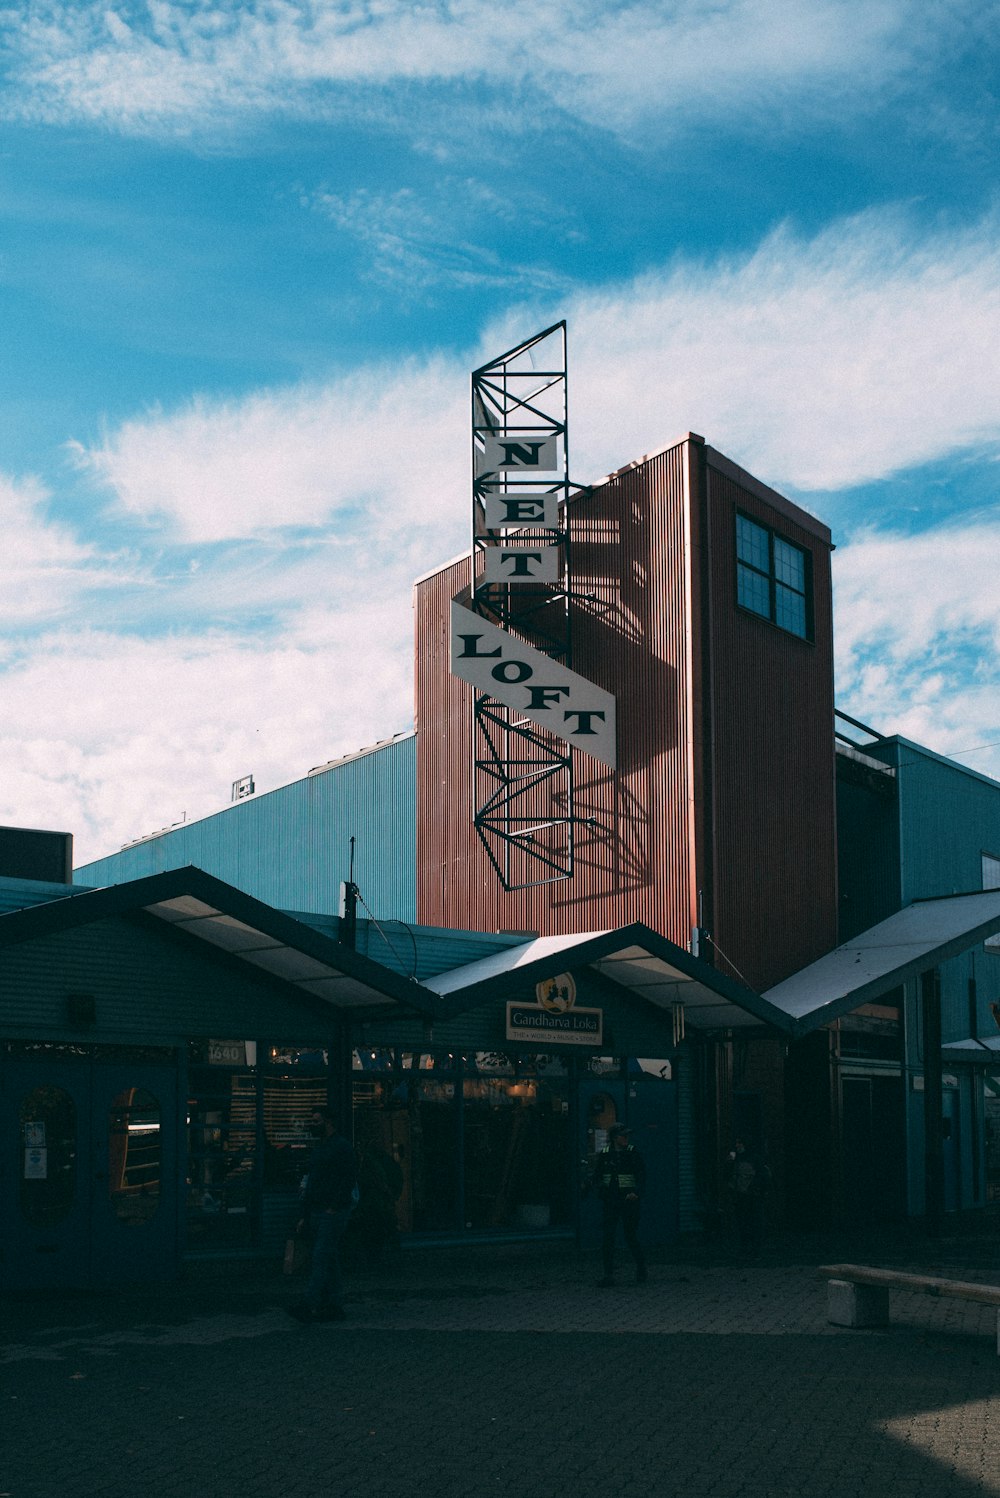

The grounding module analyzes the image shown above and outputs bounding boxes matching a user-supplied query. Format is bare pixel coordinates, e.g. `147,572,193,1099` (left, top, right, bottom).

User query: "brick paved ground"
4,1224,1000,1498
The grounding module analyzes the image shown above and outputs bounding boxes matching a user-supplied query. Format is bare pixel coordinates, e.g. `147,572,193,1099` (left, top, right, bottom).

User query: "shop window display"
185,1041,330,1252
186,1042,259,1249
351,1049,571,1236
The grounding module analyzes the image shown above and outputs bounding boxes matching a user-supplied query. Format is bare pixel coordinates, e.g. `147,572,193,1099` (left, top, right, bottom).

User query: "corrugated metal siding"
704,463,838,990
884,738,1000,1048
416,438,699,942
0,875,80,914
355,922,530,980
890,740,1000,903
282,913,528,980
835,765,900,940
416,437,840,995
75,735,418,922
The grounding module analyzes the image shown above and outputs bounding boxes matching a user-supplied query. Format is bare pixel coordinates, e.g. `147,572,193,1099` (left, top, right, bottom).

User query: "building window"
736,513,812,639
984,853,1000,954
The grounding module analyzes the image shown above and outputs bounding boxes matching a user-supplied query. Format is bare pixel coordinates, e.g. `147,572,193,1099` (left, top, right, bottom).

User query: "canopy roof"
425,923,797,1033
0,866,436,1020
762,890,1000,1036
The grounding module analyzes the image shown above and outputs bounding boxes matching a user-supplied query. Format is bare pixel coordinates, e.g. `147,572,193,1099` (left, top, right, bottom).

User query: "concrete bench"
820,1262,1000,1353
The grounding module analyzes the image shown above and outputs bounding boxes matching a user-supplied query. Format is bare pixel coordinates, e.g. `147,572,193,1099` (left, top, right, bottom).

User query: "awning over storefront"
762,890,1000,1037
942,1036,1000,1063
0,866,437,1019
424,923,797,1033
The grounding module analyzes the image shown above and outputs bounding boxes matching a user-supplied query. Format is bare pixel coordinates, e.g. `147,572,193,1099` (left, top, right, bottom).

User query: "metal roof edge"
888,736,1000,793
703,447,832,545
0,865,443,1020
772,892,1000,1038
585,433,703,491
429,921,795,1034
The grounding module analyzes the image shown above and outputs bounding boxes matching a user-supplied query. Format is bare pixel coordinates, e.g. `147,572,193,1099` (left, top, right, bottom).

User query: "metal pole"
921,966,944,1237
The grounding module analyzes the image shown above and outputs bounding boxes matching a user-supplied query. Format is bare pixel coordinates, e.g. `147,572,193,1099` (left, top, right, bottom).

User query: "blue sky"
1,0,998,864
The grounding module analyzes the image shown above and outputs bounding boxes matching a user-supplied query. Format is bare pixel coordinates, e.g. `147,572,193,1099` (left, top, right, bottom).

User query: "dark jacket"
592,1143,646,1199
301,1131,357,1217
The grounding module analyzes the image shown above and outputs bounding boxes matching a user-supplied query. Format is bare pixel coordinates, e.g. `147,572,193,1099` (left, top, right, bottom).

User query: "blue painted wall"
75,734,418,922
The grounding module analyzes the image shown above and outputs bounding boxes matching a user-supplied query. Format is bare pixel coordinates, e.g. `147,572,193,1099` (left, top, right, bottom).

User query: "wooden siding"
0,917,343,1044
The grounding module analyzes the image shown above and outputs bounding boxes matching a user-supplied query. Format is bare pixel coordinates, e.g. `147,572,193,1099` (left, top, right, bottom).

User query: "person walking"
592,1123,647,1287
287,1107,358,1324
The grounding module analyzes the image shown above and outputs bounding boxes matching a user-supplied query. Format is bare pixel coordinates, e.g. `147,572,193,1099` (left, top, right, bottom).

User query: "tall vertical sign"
451,322,616,891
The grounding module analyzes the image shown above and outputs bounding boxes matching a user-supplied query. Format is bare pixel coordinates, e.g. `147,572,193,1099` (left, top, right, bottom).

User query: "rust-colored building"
415,432,837,993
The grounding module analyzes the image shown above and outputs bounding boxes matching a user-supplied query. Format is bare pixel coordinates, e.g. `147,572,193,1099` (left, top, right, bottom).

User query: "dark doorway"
840,1074,906,1223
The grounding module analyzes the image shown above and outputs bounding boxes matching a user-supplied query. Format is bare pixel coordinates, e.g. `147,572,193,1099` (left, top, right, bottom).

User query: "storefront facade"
3,861,793,1286
0,867,432,1289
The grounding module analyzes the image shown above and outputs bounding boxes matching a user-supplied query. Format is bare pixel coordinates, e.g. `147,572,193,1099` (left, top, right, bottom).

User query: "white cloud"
557,209,1000,494
74,359,470,546
0,472,128,628
77,208,1000,538
308,186,571,293
833,518,1000,781
0,0,980,138
9,206,1000,861
0,598,415,865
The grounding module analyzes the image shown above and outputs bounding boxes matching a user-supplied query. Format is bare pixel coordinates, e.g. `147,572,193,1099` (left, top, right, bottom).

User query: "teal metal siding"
75,735,417,921
888,739,1000,903
0,918,340,1044
282,914,532,980
0,875,85,916
835,765,900,942
881,739,1000,1050
354,922,530,980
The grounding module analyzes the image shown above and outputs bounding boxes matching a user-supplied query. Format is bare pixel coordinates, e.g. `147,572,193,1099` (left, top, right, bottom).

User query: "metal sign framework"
468,321,586,891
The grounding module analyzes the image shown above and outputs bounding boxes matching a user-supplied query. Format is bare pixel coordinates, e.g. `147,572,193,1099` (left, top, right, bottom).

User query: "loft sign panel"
451,599,616,768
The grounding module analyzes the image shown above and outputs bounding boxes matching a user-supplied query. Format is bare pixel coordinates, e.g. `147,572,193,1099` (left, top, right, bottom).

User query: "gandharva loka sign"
451,327,617,770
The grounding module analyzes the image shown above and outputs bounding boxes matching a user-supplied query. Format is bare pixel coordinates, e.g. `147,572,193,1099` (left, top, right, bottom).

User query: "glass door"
4,1062,92,1290
90,1064,179,1286
2,1057,180,1288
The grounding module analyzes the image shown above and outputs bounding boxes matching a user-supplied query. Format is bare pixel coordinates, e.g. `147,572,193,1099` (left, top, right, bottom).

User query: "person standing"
726,1137,770,1258
287,1107,357,1324
592,1123,647,1287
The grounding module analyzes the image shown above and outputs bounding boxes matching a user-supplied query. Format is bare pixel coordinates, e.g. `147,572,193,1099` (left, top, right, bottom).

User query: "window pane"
736,516,769,571
187,1067,257,1249
775,583,807,637
463,1069,570,1231
20,1087,76,1228
737,563,771,618
109,1088,161,1226
774,537,805,591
